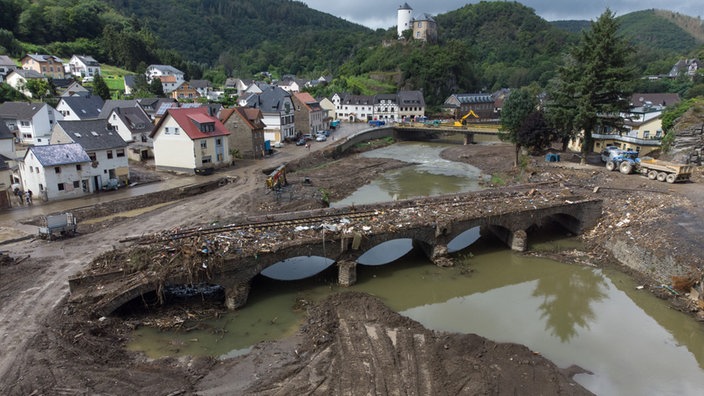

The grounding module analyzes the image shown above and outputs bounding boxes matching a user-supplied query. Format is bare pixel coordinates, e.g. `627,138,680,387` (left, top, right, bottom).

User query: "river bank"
1,139,702,395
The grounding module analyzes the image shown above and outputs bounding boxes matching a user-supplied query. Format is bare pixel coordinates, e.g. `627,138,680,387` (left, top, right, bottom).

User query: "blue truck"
368,120,385,127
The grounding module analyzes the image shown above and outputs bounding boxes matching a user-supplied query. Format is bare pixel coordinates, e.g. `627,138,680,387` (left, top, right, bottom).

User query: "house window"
202,156,212,164
216,138,222,146
21,121,29,127
76,164,82,171
643,131,650,139
174,127,180,135
88,152,96,161
55,167,61,174
116,149,125,157
73,181,80,188
39,183,43,191
57,183,65,191
107,150,113,159
200,140,207,149
35,167,39,173
29,167,33,173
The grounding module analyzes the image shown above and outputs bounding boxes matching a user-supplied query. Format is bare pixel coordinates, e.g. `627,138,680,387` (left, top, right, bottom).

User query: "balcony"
592,133,662,147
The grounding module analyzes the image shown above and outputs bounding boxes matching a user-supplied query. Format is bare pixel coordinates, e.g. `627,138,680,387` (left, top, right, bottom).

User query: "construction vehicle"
636,158,693,183
606,151,693,183
605,150,639,171
266,164,288,189
453,110,479,127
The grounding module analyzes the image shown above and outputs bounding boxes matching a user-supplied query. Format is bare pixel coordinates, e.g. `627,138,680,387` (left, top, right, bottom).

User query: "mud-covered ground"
1,139,703,395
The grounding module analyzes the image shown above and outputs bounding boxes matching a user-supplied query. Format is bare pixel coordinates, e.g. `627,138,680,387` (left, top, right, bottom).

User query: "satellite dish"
639,96,644,102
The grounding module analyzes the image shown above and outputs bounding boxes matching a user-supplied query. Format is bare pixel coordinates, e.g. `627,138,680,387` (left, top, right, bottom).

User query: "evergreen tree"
149,78,165,97
500,87,538,166
546,9,636,163
92,74,111,100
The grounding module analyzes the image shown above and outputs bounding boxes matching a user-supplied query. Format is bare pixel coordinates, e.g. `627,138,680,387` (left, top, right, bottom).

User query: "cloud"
301,0,702,30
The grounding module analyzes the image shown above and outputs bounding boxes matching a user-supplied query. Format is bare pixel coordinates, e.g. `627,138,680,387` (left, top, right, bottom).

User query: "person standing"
25,190,31,205
27,189,33,205
14,188,23,206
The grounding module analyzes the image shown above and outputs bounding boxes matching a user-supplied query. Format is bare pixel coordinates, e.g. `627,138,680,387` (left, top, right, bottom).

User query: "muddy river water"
128,141,704,395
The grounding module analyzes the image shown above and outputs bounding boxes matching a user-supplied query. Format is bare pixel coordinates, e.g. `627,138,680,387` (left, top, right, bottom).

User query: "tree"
92,74,111,100
149,78,164,97
545,9,636,164
24,79,51,101
500,87,538,166
517,110,555,154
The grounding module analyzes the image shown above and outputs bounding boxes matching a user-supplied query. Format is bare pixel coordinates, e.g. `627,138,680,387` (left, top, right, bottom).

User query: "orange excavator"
453,110,479,127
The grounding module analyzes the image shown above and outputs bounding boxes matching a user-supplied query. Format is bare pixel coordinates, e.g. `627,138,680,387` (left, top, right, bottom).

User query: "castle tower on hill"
397,3,413,38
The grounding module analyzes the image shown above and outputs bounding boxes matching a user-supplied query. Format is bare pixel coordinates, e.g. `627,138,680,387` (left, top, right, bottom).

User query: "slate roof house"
50,119,130,188
0,55,17,82
67,55,101,78
19,143,92,201
443,92,500,121
4,69,48,98
20,54,65,79
292,92,325,135
0,101,62,146
56,95,105,120
331,93,375,122
150,107,231,173
220,107,266,160
240,86,295,142
397,90,426,122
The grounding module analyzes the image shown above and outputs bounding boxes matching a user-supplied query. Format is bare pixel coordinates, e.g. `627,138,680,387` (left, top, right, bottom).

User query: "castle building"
397,3,413,38
397,3,438,43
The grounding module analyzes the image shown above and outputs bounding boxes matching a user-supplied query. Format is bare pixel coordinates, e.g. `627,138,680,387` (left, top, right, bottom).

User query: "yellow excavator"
453,109,479,127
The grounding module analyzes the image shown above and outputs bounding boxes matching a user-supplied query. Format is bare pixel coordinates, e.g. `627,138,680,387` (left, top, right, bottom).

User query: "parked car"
272,141,285,148
303,134,314,141
316,134,327,142
600,146,620,162
296,138,306,146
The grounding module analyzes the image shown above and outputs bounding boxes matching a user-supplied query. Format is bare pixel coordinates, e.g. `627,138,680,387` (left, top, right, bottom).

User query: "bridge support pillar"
224,282,251,310
463,133,474,145
509,230,527,252
338,260,357,287
430,245,454,267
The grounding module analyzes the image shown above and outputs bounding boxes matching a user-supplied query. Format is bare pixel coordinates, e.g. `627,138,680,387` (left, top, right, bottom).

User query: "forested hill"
103,0,379,76
435,2,576,89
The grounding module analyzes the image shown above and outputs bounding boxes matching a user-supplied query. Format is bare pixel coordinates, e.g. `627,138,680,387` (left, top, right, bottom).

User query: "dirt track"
1,135,702,395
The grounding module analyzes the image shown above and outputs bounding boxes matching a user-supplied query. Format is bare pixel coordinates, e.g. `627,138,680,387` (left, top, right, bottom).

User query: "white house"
19,143,92,201
55,95,105,120
50,119,130,188
0,55,17,82
145,64,185,90
106,106,153,144
150,107,231,173
331,93,375,122
4,69,48,98
0,101,62,146
67,55,101,78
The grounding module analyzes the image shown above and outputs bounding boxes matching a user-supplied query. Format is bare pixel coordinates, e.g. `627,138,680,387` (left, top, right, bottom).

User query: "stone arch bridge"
69,188,602,316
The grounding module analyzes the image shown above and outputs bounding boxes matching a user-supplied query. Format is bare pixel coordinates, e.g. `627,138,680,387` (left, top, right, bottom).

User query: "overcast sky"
300,0,702,30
